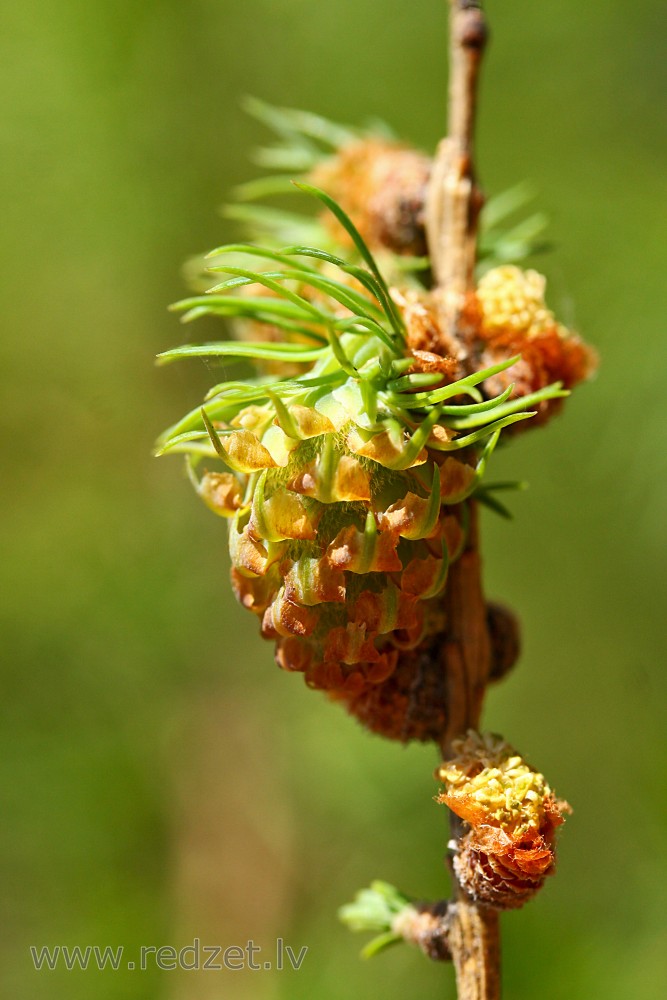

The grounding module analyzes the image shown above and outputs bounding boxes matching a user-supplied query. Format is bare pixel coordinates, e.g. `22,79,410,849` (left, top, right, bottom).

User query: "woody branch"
424,3,502,999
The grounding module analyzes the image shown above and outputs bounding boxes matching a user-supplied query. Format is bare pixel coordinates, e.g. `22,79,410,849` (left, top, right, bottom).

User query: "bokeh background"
3,1,667,997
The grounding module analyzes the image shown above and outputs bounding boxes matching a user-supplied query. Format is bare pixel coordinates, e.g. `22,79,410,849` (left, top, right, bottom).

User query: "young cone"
157,186,566,733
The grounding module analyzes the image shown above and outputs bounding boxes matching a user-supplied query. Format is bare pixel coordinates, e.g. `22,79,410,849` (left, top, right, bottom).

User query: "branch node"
457,9,488,51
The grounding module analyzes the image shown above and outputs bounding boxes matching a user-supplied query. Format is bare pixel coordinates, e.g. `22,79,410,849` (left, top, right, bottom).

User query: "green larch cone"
157,184,567,737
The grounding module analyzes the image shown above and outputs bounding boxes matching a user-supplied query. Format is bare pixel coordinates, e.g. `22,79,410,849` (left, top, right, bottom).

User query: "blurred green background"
2,0,666,997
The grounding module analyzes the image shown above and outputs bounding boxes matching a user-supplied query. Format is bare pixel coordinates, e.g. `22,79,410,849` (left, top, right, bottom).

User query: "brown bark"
392,895,499,998
440,507,501,1000
441,504,492,750
425,2,503,998
447,898,500,1000
426,0,487,345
